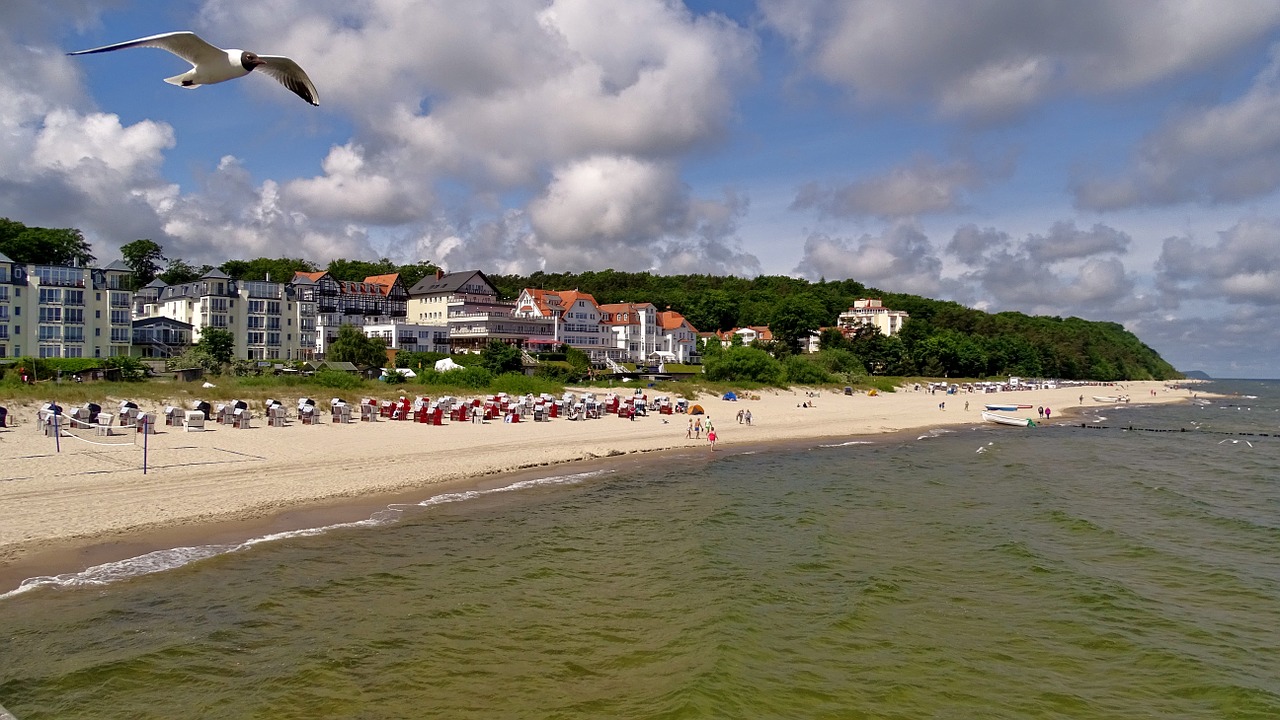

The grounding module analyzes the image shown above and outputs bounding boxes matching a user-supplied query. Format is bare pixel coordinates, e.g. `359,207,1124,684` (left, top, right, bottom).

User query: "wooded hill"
490,270,1181,382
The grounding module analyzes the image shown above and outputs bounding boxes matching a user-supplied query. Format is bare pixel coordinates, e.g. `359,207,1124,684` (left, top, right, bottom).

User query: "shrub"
782,355,835,385
703,346,784,385
314,369,365,390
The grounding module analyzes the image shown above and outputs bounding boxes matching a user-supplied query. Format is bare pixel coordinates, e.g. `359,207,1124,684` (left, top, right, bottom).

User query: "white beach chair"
95,413,114,436
184,410,206,432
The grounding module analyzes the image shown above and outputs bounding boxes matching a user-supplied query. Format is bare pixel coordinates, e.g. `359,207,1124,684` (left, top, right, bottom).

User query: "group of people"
685,416,718,449
735,408,752,425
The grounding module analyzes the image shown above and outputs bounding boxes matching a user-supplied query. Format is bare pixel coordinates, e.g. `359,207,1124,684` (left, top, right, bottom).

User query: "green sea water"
2,380,1279,718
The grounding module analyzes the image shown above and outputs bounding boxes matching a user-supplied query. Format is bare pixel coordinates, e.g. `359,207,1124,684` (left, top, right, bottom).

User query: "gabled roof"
103,259,131,272
598,302,656,325
521,288,600,316
0,250,11,263
292,270,327,283
200,268,231,280
658,310,696,332
363,273,403,296
144,278,168,288
408,269,494,296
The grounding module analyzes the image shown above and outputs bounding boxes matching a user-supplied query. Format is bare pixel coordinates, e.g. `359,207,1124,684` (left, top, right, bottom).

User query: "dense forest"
1,218,1181,382
489,271,1181,382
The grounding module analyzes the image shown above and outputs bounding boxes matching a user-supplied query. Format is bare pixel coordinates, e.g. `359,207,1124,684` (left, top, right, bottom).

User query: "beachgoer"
1037,406,1044,418
737,409,744,424
708,428,717,450
686,419,693,438
939,401,945,411
1045,407,1051,420
964,401,969,411
694,419,702,439
744,409,752,426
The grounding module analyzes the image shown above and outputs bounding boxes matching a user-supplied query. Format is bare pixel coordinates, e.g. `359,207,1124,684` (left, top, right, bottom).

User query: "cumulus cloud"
1157,217,1280,305
1074,46,1280,210
759,0,1280,121
790,154,1010,219
945,221,1137,313
793,222,946,296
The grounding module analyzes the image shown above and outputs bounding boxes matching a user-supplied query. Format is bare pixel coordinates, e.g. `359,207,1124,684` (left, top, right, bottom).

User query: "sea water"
1,380,1278,719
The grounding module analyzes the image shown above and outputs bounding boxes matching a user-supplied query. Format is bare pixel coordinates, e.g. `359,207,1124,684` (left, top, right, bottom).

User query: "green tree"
769,293,827,355
703,346,784,385
159,258,208,285
0,218,95,266
195,327,237,366
220,257,318,282
326,258,397,281
327,324,388,368
396,261,440,289
479,339,523,375
120,239,166,288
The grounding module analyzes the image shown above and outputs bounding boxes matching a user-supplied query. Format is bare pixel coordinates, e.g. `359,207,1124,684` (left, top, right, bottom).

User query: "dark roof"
407,269,494,296
144,278,168,288
103,259,131,272
132,316,193,330
200,268,231,280
0,250,11,263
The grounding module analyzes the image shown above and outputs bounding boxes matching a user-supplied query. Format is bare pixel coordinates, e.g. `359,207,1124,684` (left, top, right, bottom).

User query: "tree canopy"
120,239,165,288
327,324,387,368
0,217,95,266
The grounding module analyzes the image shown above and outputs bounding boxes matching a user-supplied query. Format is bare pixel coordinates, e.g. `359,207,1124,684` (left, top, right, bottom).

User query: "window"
209,314,228,328
267,317,280,330
65,289,84,306
110,309,130,325
38,325,62,340
249,300,266,314
110,328,130,342
247,316,264,329
65,308,84,324
248,331,265,344
39,344,61,358
64,327,84,342
109,291,129,308
267,332,280,346
39,307,63,323
39,288,63,304
0,325,7,339
267,301,281,315
65,346,83,358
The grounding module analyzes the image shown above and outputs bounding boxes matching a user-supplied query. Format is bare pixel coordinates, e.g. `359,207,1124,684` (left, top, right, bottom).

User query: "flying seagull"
68,31,319,106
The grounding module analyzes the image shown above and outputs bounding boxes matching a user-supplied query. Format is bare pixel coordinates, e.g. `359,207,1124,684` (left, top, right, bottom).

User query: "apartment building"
657,310,700,364
837,298,909,336
136,269,312,361
0,253,134,359
408,270,553,352
513,288,621,361
598,302,662,363
291,271,413,358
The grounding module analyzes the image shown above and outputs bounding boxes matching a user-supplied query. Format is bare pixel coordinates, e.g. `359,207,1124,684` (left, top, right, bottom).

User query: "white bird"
68,31,318,106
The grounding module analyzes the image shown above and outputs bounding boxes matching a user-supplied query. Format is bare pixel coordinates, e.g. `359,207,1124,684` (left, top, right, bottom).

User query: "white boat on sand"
1092,395,1128,403
981,411,1036,427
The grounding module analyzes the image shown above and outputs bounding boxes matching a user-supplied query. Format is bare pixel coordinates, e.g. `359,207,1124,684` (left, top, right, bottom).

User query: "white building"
513,288,621,361
0,254,134,359
136,270,312,361
837,298,909,336
599,302,661,363
657,310,700,363
408,270,554,352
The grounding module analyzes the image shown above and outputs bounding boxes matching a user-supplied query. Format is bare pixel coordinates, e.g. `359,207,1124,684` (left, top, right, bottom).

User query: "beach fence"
41,400,157,474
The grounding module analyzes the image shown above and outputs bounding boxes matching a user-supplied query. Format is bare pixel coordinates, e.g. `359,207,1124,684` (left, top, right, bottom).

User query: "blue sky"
5,1,1280,377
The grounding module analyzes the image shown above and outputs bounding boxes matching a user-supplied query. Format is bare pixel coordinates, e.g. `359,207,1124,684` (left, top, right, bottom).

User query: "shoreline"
0,381,1201,594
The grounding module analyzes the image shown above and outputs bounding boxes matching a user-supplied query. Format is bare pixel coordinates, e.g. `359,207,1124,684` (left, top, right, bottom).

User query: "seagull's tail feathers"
164,72,198,87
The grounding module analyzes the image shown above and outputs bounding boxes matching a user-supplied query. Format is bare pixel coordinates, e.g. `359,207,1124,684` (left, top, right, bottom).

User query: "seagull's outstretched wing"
256,55,320,106
67,31,226,67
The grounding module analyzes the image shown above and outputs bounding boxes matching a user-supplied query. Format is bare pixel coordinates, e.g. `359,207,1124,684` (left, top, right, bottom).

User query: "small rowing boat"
982,411,1036,427
984,404,1018,412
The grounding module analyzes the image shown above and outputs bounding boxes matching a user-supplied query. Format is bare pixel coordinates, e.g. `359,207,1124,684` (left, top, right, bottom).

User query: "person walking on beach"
744,409,752,426
694,418,702,439
686,419,693,438
1045,407,1051,420
708,427,717,451
736,409,744,424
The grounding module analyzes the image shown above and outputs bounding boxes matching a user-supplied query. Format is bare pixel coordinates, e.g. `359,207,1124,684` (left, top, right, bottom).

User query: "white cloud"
1157,216,1280,305
793,222,946,296
790,154,1009,219
759,0,1280,121
1074,45,1280,210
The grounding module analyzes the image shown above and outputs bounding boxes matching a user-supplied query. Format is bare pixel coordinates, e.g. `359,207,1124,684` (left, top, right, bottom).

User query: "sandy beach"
0,381,1199,590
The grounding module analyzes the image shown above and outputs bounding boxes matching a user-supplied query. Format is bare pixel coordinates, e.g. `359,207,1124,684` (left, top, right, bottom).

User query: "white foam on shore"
818,440,874,448
0,469,611,601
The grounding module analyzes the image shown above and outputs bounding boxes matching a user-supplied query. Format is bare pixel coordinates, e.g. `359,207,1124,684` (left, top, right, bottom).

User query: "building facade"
837,298,909,336
135,270,312,361
513,288,620,361
0,253,134,359
408,270,554,352
599,302,662,363
657,310,700,364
